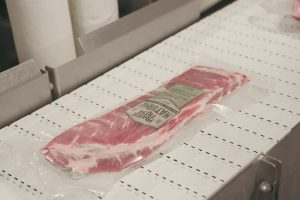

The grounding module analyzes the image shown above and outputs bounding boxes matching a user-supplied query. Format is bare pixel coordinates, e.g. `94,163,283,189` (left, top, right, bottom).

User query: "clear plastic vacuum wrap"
41,66,249,175
0,65,259,199
248,0,300,36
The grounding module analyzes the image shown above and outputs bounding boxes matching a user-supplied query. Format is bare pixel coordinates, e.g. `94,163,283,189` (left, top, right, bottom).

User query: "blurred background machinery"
0,0,234,72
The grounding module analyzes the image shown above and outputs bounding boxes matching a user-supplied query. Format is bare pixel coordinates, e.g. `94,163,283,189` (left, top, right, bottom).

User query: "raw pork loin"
293,0,300,20
42,66,248,174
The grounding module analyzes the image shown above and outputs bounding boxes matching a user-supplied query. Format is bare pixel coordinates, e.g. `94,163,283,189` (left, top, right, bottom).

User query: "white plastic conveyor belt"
0,0,300,199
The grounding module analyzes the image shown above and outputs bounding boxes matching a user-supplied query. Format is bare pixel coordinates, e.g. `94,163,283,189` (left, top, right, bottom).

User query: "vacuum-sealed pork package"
41,66,249,175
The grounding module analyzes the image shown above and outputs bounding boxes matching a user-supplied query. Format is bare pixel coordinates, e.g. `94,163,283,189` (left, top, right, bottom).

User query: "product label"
126,84,205,128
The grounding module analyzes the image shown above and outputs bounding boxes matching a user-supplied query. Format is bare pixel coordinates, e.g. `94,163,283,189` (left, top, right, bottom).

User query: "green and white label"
126,84,205,128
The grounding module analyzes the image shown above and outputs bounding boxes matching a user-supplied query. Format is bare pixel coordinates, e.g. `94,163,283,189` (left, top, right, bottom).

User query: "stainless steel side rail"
47,0,201,98
0,60,52,128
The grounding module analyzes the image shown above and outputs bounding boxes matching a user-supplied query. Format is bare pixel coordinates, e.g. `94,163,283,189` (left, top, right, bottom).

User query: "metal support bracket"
208,154,282,200
252,155,282,200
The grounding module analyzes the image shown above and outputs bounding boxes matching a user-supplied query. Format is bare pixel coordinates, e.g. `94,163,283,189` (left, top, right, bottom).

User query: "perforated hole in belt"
0,169,44,198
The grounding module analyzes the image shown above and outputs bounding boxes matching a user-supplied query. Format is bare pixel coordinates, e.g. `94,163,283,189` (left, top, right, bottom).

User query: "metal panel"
0,68,52,128
80,0,200,53
207,123,300,200
267,123,300,200
0,60,41,93
199,0,223,13
47,0,201,98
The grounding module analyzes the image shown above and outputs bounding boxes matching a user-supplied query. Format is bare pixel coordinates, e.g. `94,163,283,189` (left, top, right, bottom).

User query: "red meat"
41,66,248,174
292,0,300,20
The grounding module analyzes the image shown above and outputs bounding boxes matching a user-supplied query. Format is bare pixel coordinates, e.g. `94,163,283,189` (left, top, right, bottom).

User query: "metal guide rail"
0,0,299,199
